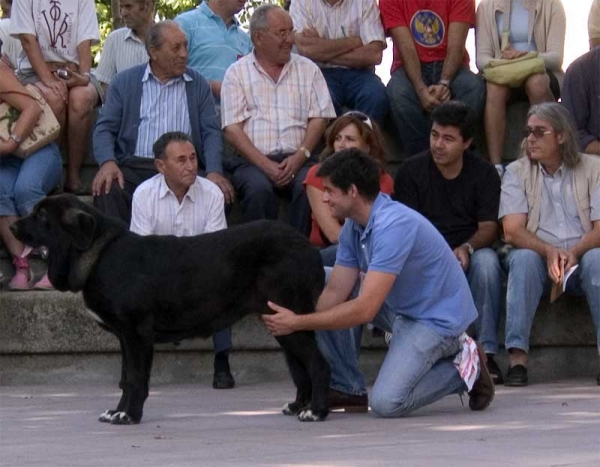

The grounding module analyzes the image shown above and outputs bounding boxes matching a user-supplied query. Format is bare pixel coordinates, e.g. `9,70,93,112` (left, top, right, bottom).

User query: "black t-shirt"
393,150,501,249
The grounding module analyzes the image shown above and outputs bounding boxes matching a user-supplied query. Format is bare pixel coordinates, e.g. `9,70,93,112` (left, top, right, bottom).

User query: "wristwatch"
299,146,311,159
9,133,22,144
463,242,474,255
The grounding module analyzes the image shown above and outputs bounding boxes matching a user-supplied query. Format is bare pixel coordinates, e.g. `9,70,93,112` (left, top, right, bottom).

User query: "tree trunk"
111,0,124,29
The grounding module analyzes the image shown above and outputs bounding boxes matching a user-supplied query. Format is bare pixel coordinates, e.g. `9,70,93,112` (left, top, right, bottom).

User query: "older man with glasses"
221,4,335,235
499,102,600,386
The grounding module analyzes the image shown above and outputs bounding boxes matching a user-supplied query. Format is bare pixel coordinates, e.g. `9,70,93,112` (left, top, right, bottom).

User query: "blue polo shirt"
337,194,477,337
176,2,252,83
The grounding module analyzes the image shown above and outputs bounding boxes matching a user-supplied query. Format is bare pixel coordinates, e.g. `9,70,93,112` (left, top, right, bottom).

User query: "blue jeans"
316,268,467,417
321,68,388,127
0,143,62,216
386,63,485,157
503,248,600,354
467,248,504,355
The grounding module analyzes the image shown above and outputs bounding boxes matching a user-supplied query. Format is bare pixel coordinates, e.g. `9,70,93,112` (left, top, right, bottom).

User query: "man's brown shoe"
469,343,495,411
329,388,368,413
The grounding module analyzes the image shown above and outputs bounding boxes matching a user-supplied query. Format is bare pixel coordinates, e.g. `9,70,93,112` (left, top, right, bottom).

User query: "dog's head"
10,194,119,292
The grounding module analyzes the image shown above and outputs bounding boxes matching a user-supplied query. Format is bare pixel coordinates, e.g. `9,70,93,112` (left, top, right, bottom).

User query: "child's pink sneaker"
33,273,54,290
8,256,32,290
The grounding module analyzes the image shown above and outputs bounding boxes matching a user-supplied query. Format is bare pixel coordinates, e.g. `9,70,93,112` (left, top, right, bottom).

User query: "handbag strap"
500,1,512,51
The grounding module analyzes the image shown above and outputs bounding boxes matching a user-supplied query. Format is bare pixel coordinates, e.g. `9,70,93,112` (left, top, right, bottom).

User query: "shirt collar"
200,1,242,28
125,27,144,44
251,51,293,82
351,193,387,240
158,175,197,203
143,63,192,83
540,162,567,178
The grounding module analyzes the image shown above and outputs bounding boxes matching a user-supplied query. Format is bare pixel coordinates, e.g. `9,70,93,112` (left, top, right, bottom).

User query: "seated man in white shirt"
130,131,235,389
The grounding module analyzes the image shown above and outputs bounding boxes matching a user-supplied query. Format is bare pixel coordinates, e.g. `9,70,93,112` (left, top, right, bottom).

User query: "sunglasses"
342,111,372,129
522,128,553,139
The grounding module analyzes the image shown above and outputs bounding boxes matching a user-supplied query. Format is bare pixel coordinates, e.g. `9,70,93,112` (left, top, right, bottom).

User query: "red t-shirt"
303,164,394,248
379,0,475,74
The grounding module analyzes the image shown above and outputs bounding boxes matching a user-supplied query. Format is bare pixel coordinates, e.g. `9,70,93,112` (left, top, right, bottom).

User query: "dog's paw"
98,410,116,423
282,401,308,416
109,411,138,425
297,409,326,422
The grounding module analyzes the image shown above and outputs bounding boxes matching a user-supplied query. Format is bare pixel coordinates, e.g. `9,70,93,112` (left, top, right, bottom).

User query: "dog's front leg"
99,336,130,423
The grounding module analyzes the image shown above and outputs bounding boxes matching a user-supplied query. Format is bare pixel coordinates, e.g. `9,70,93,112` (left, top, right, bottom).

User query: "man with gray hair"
95,0,155,91
221,4,335,235
499,102,600,386
92,20,234,224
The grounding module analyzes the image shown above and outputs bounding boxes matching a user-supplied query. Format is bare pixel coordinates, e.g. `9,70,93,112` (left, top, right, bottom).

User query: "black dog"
10,194,330,424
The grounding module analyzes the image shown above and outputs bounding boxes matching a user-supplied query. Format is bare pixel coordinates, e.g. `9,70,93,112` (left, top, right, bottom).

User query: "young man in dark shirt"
394,100,504,384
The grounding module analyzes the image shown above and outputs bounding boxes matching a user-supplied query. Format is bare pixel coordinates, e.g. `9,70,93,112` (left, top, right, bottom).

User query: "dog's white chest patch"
83,308,106,325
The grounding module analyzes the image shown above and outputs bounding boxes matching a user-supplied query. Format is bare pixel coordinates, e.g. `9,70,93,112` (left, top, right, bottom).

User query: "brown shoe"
329,388,368,413
469,343,495,411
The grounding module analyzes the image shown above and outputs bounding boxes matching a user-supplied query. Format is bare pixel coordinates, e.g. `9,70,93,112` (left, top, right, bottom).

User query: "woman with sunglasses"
303,111,393,266
0,40,62,290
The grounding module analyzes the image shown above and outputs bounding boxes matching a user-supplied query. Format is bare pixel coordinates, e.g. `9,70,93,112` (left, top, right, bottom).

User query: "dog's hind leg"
276,331,330,422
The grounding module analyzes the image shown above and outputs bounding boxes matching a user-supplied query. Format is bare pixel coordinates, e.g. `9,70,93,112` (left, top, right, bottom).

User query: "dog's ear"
61,208,97,251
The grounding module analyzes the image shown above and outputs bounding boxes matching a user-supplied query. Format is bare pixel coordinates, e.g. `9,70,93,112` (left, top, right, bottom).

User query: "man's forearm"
390,28,426,92
440,22,470,82
570,227,600,259
300,118,327,154
76,40,92,73
223,124,268,168
466,222,499,250
295,34,362,63
328,42,384,68
504,225,552,258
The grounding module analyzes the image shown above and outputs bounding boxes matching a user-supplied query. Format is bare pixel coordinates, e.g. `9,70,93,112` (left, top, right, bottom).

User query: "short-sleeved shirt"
290,0,386,68
304,163,394,247
499,162,600,250
336,193,477,337
589,0,600,42
10,0,100,72
221,52,336,155
94,27,148,85
379,0,474,73
0,19,23,69
394,150,501,249
176,2,252,85
130,174,227,237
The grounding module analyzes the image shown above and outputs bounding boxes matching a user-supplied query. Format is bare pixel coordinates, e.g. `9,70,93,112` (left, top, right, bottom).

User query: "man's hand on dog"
92,161,125,196
262,301,299,336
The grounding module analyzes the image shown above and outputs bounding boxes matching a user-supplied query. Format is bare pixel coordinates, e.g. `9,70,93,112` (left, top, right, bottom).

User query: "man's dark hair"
316,148,380,201
431,100,474,141
152,131,193,160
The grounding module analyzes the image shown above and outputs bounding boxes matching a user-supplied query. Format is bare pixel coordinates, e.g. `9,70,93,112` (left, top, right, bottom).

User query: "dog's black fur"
10,194,330,424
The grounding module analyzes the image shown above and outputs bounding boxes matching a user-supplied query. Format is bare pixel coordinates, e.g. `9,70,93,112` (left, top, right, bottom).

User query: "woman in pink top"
304,111,393,266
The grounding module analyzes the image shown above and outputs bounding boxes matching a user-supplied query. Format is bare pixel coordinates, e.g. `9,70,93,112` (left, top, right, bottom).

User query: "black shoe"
213,351,235,389
469,343,495,411
486,354,504,385
212,369,235,389
505,364,528,387
328,389,368,413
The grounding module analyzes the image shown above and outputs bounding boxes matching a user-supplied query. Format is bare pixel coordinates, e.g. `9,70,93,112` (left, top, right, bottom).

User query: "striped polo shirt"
95,27,149,85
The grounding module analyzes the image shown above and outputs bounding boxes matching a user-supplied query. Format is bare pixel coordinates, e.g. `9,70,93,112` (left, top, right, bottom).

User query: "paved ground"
1,380,599,467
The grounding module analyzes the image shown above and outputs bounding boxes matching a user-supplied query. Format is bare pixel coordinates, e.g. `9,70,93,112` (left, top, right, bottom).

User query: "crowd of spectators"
1,0,599,409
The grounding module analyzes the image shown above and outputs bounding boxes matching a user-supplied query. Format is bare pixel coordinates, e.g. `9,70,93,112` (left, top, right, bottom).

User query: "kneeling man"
263,149,494,417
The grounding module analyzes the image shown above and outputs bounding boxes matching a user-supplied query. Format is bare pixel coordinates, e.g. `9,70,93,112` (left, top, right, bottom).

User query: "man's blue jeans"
467,248,504,355
316,268,467,417
386,63,485,157
321,68,388,127
503,248,600,354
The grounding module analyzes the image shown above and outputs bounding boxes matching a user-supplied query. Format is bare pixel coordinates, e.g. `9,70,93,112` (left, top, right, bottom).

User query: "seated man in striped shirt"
130,131,235,390
92,21,234,224
221,4,336,235
94,0,154,92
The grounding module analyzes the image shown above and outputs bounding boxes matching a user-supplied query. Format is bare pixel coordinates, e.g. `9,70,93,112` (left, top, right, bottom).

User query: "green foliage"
93,0,283,64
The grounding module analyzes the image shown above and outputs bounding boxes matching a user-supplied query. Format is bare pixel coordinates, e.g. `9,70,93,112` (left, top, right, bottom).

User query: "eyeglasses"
521,128,553,139
342,111,373,130
263,29,295,40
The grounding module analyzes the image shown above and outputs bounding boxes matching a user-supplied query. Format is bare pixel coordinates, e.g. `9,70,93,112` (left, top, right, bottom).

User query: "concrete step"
0,288,597,385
